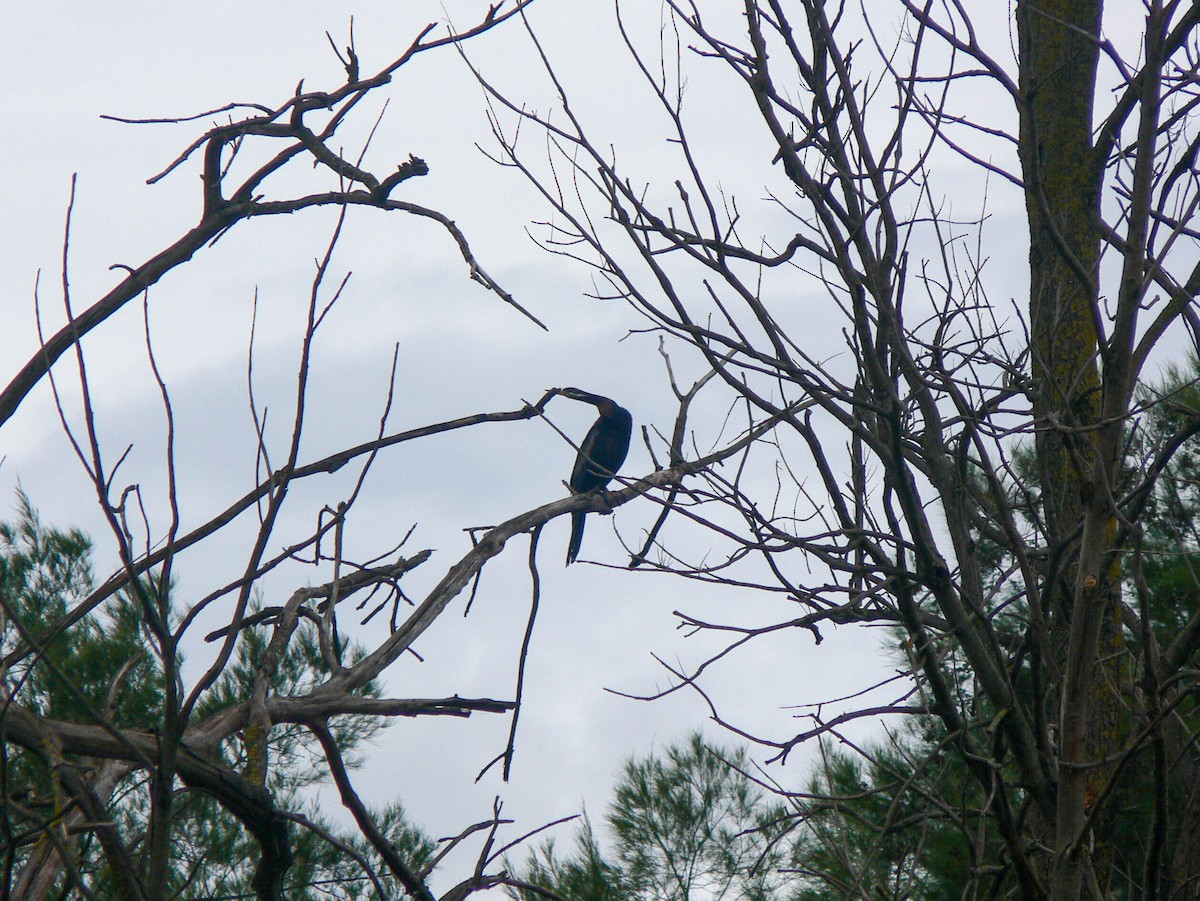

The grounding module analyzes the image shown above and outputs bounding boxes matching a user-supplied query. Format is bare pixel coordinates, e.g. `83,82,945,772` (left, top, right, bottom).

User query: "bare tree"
0,6,783,899
475,1,1200,898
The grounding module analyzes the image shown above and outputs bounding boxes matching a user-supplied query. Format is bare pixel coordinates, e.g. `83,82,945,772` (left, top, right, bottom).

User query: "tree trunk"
1016,2,1129,897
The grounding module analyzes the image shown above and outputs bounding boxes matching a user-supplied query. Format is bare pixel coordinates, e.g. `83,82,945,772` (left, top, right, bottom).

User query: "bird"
561,387,633,565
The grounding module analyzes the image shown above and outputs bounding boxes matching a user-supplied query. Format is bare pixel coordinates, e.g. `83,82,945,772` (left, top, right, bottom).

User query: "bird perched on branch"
561,387,633,565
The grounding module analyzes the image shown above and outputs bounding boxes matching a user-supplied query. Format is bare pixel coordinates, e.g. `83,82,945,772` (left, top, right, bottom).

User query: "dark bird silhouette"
562,387,633,565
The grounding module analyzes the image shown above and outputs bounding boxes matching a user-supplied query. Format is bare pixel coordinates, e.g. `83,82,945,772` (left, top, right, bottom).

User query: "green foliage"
507,724,1012,901
0,495,437,898
516,814,631,901
788,731,988,901
508,731,790,901
1,491,161,729
609,732,788,901
0,493,163,815
1131,357,1200,639
148,792,438,900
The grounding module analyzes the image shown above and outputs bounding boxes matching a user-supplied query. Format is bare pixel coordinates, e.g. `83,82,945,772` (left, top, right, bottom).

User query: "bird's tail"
566,510,587,565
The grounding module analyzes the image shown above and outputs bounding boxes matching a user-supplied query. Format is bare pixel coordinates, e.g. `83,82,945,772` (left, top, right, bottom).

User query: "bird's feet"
596,487,619,515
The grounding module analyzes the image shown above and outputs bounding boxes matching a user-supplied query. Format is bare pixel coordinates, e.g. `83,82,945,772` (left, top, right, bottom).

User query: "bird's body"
562,388,633,565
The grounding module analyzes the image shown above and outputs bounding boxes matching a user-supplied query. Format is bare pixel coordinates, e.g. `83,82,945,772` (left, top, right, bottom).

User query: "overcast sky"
0,2,992,893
